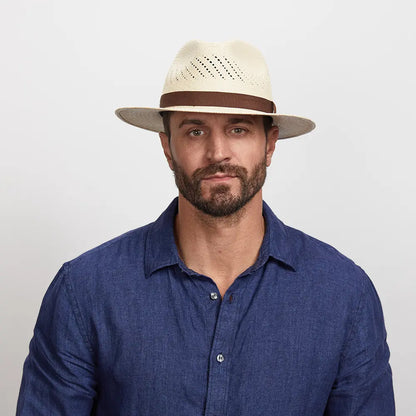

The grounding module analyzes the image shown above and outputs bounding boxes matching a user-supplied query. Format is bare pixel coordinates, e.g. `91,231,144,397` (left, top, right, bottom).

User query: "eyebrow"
178,119,204,129
227,117,254,125
177,117,255,129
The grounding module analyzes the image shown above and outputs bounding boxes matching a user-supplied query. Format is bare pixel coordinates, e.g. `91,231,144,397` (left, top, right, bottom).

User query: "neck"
174,192,265,296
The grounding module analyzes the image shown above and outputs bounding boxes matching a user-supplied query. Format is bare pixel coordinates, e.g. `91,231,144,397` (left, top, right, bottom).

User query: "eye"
189,129,204,137
231,127,247,135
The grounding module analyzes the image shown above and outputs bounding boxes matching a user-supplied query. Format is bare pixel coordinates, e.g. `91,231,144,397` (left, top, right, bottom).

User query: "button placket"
204,292,239,416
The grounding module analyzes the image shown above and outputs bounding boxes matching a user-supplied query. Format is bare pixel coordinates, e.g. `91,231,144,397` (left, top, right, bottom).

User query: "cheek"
245,145,267,166
169,141,189,164
235,137,266,158
171,147,201,176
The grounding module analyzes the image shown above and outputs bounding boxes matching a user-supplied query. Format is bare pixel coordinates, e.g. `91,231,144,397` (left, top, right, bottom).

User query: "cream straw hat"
115,40,315,139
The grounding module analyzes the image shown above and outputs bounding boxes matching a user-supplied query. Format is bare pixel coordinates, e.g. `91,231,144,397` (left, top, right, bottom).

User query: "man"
17,40,394,415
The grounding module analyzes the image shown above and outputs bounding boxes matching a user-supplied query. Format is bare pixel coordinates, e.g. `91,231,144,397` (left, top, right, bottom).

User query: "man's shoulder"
56,200,178,289
282,221,369,291
285,222,355,264
63,221,154,280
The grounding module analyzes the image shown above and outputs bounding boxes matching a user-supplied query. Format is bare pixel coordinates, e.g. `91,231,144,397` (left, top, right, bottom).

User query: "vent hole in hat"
203,56,225,79
213,55,234,80
190,61,206,78
224,56,244,81
195,57,215,78
185,66,195,79
231,59,245,79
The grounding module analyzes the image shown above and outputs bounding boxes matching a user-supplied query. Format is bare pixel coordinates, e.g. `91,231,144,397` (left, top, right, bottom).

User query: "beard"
172,157,267,217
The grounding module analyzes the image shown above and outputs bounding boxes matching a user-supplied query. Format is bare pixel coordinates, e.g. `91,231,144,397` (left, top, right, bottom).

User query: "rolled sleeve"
324,272,395,415
17,264,97,415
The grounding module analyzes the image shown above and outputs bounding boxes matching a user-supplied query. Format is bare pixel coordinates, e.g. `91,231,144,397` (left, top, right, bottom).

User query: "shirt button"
210,292,219,300
216,353,225,363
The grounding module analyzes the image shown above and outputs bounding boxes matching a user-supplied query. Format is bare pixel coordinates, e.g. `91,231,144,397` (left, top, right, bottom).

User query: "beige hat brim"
115,106,315,139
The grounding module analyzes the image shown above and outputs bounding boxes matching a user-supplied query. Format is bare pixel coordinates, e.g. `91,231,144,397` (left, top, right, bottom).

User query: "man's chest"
88,265,350,415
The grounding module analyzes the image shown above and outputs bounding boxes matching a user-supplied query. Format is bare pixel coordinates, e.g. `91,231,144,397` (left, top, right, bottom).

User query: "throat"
174,199,265,294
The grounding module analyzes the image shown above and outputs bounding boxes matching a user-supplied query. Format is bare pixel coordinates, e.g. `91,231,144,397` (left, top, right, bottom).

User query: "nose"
205,130,231,164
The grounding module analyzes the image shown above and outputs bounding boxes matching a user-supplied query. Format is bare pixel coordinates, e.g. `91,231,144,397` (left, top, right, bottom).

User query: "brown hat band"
160,91,276,113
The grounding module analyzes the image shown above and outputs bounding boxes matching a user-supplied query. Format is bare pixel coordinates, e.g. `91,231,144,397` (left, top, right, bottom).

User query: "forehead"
169,112,263,128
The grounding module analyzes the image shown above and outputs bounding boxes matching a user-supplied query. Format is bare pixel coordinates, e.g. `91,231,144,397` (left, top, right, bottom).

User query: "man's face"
159,112,278,217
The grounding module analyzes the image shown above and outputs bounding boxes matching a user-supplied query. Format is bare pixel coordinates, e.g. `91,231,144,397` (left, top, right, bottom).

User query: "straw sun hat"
115,40,315,139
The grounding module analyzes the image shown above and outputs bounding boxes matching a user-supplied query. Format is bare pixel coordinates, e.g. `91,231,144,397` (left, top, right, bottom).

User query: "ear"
265,126,279,167
159,132,174,170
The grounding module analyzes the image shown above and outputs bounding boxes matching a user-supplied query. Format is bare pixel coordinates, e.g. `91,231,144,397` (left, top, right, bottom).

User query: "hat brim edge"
115,106,315,140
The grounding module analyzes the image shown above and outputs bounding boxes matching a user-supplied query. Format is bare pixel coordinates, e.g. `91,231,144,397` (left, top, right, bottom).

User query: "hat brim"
115,106,315,139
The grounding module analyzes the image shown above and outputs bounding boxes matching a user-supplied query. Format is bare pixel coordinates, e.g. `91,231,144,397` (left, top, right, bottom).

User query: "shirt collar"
144,199,180,278
144,198,296,278
260,201,296,271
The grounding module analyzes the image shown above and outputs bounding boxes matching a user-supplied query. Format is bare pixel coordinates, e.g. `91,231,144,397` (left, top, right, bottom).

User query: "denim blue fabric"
17,198,394,415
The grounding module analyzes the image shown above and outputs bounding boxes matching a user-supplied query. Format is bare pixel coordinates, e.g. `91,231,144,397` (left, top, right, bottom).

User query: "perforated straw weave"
116,40,315,139
162,41,272,99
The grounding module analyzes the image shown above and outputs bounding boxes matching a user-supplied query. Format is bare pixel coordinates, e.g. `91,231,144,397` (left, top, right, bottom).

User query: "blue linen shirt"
17,198,394,415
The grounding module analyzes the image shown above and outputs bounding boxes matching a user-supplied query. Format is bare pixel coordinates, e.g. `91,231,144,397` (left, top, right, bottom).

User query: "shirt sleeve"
324,271,395,415
16,264,97,415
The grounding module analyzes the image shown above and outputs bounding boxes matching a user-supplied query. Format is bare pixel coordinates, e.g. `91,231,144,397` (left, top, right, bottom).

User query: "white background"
1,0,415,414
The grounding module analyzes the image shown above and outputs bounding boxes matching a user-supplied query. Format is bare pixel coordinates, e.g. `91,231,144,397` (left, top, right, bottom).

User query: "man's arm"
17,264,97,415
324,272,395,415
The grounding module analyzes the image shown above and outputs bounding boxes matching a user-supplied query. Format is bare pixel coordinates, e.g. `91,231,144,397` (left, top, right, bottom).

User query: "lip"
202,174,237,182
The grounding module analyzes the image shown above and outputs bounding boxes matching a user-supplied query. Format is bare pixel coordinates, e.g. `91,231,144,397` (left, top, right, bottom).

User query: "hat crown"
162,40,273,100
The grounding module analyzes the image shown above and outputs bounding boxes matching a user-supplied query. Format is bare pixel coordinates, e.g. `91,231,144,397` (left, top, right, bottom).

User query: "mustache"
192,163,248,181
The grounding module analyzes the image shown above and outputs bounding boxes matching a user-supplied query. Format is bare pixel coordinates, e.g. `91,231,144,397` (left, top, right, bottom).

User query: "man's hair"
160,112,274,141
161,112,172,139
